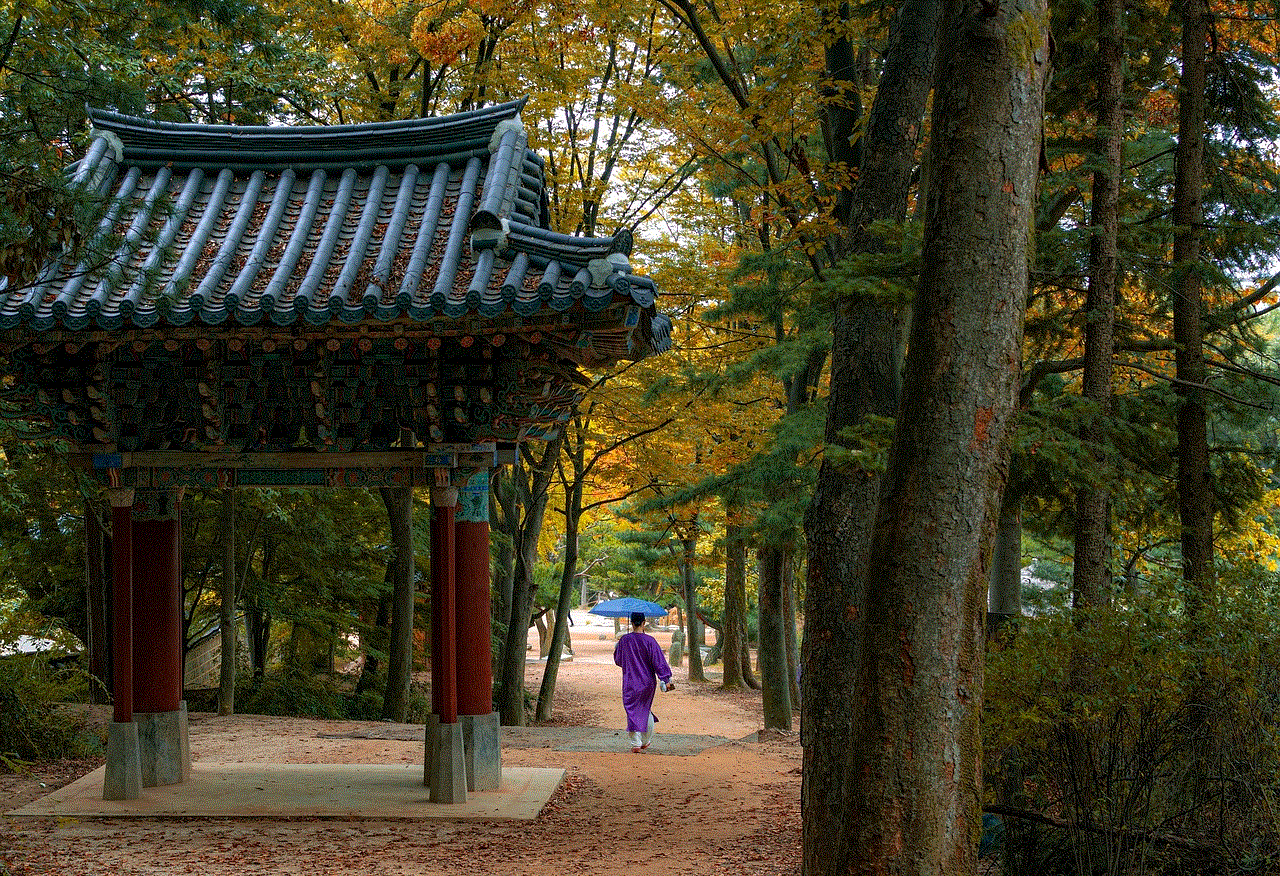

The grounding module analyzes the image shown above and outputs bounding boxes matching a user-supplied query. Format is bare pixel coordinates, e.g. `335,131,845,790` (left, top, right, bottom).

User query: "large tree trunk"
810,4,1049,873
1073,0,1124,616
535,427,588,722
492,466,516,641
356,591,390,695
83,498,110,705
783,547,799,709
680,531,706,682
218,490,237,716
1172,0,1215,632
497,437,562,725
379,485,415,722
535,471,582,722
721,515,748,690
1062,10,1124,869
801,4,941,872
758,543,793,730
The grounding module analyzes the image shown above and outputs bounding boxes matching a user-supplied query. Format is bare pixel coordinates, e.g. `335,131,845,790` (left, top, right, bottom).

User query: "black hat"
630,611,647,626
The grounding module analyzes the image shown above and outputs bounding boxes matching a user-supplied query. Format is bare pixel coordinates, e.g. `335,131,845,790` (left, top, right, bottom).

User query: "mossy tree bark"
1072,0,1125,617
801,3,941,871
1172,0,1215,632
804,2,1049,872
720,515,748,690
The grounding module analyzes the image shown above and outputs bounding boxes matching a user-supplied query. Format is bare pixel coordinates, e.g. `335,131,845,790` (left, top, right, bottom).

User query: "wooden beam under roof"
67,443,516,472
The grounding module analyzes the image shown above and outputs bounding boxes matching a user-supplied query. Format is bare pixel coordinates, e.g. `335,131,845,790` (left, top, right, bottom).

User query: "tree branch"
581,484,660,515
983,804,1216,855
0,13,22,73
1205,355,1280,388
1116,360,1270,409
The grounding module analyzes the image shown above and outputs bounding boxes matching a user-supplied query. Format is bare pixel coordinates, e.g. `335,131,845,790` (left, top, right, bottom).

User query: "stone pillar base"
460,712,501,791
135,709,186,787
428,721,467,804
103,721,142,801
178,700,191,781
423,713,439,788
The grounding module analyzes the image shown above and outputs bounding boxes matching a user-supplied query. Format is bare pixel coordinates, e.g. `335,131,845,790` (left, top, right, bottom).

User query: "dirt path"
1,616,800,876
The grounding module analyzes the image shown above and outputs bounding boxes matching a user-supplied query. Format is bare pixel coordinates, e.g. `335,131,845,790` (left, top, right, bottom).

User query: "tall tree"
379,485,415,722
811,2,1049,872
800,3,941,871
720,506,750,689
757,541,791,728
496,437,562,725
1071,0,1125,616
218,489,236,715
535,399,671,721
676,516,707,683
1172,0,1215,630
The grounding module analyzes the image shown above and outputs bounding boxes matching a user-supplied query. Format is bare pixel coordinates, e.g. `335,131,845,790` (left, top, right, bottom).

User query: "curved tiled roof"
0,100,670,362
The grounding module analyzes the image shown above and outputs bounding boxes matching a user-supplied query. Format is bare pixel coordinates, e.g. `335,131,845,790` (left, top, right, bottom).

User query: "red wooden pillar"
131,497,182,714
108,489,134,724
430,483,458,724
455,468,492,716
128,488,188,789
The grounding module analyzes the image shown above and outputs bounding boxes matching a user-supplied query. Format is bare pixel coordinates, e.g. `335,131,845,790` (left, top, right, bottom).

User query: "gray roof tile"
1,99,670,363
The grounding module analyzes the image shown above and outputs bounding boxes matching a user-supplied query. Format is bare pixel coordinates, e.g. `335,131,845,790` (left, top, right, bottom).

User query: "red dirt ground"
0,622,801,876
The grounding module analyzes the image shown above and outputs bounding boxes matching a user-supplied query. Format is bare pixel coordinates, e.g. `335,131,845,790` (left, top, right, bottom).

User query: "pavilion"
0,99,670,802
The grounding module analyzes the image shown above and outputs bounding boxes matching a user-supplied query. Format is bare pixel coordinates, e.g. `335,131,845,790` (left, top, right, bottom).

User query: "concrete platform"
7,763,564,820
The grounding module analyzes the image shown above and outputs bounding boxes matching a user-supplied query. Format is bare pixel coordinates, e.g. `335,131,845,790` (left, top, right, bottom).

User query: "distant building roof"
0,634,77,656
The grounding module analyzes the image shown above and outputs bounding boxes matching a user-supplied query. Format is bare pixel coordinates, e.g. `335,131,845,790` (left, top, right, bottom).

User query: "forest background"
0,0,1279,874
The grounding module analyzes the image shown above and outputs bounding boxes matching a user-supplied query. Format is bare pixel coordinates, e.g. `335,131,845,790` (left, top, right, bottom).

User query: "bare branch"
983,804,1216,855
0,13,23,72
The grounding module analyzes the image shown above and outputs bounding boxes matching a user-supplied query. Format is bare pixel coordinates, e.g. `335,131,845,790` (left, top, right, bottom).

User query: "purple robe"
613,631,674,732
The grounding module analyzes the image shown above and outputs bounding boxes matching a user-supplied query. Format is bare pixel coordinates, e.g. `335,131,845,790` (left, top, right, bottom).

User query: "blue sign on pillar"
457,469,490,523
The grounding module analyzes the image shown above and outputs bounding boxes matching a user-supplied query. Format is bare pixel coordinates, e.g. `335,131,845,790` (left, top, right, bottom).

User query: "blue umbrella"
588,597,669,619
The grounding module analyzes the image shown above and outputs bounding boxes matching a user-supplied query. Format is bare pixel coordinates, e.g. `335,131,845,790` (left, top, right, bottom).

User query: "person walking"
613,610,676,752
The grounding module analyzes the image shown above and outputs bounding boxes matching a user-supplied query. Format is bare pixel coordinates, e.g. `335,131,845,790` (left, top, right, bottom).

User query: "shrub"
984,574,1280,875
0,654,101,768
403,680,432,724
236,672,345,719
343,689,384,721
189,673,433,723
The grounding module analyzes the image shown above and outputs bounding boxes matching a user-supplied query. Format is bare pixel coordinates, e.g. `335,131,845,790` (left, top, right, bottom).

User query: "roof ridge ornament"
89,128,125,163
470,215,510,254
588,253,631,287
588,253,624,286
609,228,634,256
489,117,525,153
